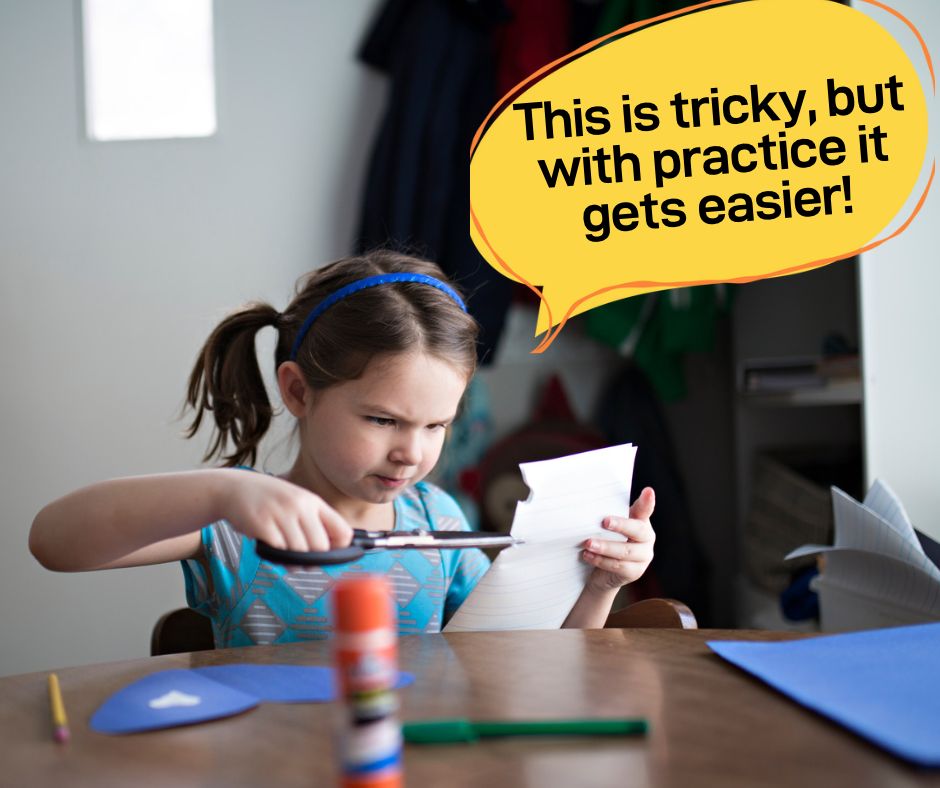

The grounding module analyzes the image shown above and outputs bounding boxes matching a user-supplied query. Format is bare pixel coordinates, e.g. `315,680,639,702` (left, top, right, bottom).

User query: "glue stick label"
341,717,404,779
334,629,397,696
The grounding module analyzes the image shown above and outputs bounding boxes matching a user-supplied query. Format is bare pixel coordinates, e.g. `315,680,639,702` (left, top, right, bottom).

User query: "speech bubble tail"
532,327,558,354
532,319,573,354
533,299,552,337
531,290,576,353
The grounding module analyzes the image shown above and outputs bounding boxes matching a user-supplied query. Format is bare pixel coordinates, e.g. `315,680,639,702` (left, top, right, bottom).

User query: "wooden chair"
604,598,698,629
151,608,215,656
152,598,697,656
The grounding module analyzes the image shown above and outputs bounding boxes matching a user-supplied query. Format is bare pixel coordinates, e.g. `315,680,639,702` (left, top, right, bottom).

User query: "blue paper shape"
90,670,258,734
193,664,414,702
91,665,416,734
708,622,940,767
194,665,334,703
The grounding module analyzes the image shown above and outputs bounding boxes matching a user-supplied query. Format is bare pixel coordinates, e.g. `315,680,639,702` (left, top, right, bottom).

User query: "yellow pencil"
47,673,70,743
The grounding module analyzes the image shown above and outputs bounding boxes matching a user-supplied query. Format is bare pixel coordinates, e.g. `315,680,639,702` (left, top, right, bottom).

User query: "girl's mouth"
375,475,408,489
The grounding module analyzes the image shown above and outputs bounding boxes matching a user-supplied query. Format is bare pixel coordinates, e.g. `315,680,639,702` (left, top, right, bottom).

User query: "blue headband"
288,272,468,361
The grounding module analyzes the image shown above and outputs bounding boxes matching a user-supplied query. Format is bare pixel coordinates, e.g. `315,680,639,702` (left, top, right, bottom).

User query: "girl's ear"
277,362,312,418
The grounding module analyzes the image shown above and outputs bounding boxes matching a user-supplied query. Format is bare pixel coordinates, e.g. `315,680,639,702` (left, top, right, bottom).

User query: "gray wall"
0,1,386,676
3,0,936,678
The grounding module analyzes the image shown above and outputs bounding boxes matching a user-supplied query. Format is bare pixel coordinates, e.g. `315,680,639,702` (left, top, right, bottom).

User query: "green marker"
402,718,649,744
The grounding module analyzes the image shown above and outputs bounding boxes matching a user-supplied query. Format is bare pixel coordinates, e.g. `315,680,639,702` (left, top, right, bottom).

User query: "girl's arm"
561,584,621,629
561,487,656,629
29,469,351,572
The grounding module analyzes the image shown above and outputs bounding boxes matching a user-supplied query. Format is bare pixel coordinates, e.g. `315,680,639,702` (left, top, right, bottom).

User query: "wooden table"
3,629,938,787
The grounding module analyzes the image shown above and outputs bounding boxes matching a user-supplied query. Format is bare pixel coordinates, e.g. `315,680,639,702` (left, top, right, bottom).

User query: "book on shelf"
740,354,860,393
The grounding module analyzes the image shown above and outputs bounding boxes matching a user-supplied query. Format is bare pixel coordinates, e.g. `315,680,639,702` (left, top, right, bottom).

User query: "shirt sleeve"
180,520,258,622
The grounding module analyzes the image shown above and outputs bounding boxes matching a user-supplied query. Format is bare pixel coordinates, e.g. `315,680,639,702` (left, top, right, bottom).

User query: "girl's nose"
389,431,422,466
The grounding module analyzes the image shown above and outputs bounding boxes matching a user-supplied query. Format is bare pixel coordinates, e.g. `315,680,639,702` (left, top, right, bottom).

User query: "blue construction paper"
91,665,416,734
193,664,415,702
708,622,940,767
90,670,258,734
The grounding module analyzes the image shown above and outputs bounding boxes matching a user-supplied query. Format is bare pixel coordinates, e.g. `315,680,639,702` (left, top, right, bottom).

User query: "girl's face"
297,351,468,517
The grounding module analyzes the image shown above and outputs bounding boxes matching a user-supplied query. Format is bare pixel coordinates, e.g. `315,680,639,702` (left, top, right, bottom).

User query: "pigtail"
184,302,281,467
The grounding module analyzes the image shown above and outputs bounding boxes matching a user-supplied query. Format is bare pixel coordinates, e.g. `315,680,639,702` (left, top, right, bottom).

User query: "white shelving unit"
731,260,864,629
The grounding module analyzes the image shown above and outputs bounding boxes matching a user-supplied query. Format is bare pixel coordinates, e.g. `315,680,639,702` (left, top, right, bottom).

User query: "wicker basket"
744,449,859,594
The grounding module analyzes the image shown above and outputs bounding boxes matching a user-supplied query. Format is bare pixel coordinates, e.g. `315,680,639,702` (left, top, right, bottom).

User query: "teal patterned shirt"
181,481,490,647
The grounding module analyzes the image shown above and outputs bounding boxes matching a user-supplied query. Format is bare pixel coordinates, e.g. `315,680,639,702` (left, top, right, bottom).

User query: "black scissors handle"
256,541,367,566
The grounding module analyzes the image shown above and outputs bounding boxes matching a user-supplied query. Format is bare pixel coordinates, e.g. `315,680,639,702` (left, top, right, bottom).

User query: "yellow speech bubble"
469,0,932,351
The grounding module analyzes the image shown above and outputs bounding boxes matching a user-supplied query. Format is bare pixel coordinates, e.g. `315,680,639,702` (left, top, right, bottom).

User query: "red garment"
495,0,571,98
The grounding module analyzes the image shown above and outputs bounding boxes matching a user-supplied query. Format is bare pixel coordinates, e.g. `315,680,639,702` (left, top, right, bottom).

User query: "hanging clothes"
494,0,570,97
583,0,732,401
595,360,712,623
355,0,515,363
356,0,586,362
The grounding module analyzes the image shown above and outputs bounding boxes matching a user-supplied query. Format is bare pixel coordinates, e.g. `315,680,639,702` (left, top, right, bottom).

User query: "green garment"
585,0,732,402
586,287,731,401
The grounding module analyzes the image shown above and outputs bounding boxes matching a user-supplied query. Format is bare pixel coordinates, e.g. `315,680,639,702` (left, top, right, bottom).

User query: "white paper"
786,479,940,616
444,444,636,632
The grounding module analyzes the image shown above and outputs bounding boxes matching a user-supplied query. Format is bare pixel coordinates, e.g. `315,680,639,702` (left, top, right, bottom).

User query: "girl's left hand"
582,487,656,593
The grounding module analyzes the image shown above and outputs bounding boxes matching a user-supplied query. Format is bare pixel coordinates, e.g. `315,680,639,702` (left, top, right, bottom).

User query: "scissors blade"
359,529,522,550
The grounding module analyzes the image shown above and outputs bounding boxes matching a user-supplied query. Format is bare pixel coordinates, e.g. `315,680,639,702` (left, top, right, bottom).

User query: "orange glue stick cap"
334,575,395,632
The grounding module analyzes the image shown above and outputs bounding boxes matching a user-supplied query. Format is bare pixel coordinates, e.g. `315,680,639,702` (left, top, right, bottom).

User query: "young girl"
30,251,655,645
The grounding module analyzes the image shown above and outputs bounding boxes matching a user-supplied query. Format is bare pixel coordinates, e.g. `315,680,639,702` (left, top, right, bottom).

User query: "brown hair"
184,250,479,467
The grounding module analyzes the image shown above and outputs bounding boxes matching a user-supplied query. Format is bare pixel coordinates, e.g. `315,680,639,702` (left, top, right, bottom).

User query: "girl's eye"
367,416,395,427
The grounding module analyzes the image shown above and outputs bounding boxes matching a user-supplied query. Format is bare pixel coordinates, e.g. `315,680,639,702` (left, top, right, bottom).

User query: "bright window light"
82,0,217,141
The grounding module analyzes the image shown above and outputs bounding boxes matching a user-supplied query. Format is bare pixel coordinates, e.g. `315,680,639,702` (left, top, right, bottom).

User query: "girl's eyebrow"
361,403,456,425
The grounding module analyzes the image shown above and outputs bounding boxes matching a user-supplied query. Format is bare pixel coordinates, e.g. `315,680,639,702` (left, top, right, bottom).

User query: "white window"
82,0,217,141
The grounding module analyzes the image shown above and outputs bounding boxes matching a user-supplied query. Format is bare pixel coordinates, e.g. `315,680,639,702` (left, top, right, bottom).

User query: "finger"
583,547,651,580
582,550,633,578
628,487,655,521
258,523,288,551
317,503,353,547
601,515,655,544
297,513,331,553
584,538,653,563
278,516,313,554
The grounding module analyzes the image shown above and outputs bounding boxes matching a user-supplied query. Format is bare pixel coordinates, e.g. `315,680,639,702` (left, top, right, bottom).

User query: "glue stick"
333,575,402,788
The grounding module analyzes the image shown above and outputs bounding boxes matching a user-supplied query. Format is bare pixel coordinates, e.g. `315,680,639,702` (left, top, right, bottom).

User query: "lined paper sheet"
787,479,940,617
444,444,636,632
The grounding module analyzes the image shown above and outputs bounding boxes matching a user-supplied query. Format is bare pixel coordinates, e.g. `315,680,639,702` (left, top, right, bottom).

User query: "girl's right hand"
217,471,353,554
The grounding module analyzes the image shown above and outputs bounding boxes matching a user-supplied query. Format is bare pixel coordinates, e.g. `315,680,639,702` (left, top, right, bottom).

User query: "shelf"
740,378,862,407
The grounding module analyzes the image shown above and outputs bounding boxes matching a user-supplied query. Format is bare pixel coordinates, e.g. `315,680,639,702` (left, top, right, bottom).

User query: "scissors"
256,528,523,566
